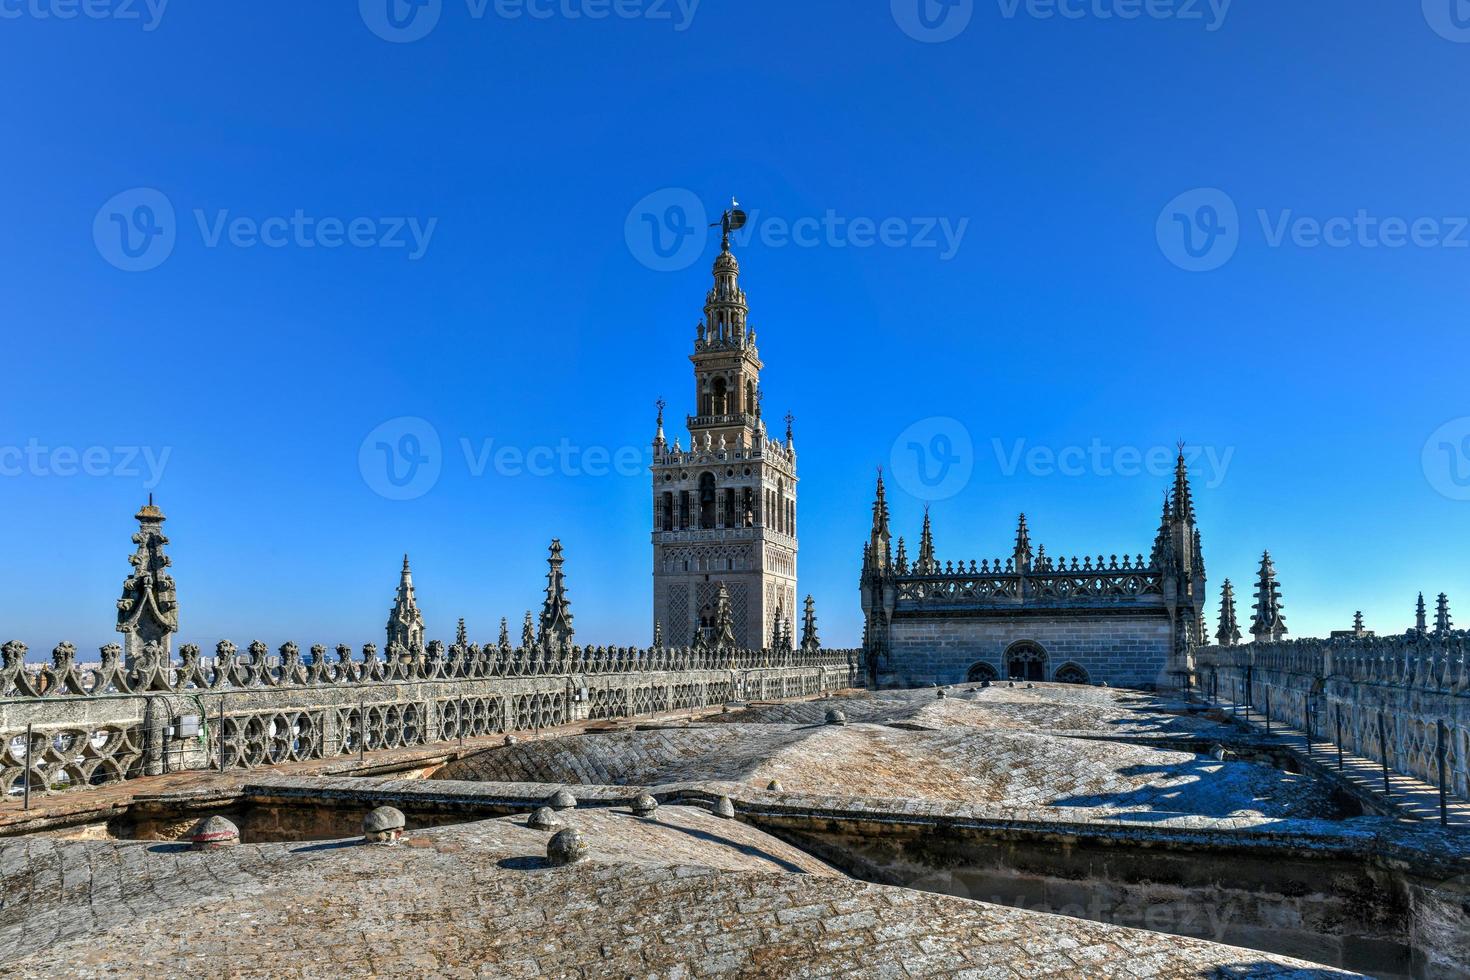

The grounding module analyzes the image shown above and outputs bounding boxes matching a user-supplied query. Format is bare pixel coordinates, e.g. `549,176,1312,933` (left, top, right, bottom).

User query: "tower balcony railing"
686,412,756,430
653,438,794,467
654,526,796,547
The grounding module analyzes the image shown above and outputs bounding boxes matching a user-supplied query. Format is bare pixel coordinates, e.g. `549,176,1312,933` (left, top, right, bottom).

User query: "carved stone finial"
363,806,406,845
546,828,588,866
116,498,178,669
386,555,427,658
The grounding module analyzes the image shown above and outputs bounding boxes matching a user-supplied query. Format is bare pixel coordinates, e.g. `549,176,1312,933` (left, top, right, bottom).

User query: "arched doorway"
1004,641,1048,682
966,662,999,684
1053,662,1089,685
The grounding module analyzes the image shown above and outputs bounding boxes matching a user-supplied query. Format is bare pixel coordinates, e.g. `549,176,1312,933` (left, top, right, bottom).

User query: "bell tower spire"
652,201,797,651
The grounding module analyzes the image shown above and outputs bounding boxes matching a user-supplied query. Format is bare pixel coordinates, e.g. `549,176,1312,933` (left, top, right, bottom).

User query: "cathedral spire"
1414,592,1428,636
1250,550,1287,642
1013,513,1033,573
916,506,937,574
386,554,426,657
866,470,892,572
1171,443,1195,522
800,594,821,652
1435,592,1453,634
538,539,574,650
1216,579,1241,646
653,398,666,451
116,496,179,667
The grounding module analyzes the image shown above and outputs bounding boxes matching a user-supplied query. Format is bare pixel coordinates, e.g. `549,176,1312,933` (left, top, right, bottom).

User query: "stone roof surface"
437,685,1337,825
0,805,1353,978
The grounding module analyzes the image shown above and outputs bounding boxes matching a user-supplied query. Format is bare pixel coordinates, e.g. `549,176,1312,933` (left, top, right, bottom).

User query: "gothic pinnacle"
1216,579,1241,646
1171,442,1195,521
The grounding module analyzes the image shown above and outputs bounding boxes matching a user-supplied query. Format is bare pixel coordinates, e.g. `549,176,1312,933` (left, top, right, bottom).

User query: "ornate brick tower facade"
651,226,797,649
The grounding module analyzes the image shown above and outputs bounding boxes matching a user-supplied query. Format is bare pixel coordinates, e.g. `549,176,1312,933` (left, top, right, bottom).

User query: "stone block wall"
879,613,1173,689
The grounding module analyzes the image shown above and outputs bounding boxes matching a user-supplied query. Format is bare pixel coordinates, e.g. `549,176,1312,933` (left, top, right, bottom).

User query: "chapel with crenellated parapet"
859,450,1208,689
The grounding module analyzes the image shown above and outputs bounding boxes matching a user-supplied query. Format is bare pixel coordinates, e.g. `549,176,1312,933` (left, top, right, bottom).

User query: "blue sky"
3,1,1470,652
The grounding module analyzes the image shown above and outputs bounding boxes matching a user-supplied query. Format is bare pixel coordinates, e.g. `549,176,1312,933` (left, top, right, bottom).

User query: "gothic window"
1053,662,1090,685
678,491,690,530
698,473,717,530
777,479,786,534
712,378,728,416
723,488,735,529
742,487,753,528
661,492,673,532
966,662,999,683
1004,641,1048,682
745,380,755,416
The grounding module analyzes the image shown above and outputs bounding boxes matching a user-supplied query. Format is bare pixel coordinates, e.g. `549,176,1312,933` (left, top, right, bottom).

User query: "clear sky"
4,1,1469,653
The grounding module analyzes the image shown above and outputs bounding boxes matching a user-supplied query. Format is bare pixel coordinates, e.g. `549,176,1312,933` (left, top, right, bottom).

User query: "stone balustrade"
1196,635,1470,800
0,638,861,799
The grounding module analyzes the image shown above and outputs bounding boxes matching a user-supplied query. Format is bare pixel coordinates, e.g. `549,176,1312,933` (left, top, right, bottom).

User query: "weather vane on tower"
710,197,748,250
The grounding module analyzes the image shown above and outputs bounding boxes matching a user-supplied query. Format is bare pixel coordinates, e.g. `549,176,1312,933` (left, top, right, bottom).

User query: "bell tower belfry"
651,210,797,649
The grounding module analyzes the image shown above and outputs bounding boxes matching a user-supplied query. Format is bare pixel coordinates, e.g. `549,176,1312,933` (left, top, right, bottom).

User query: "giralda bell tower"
650,210,797,650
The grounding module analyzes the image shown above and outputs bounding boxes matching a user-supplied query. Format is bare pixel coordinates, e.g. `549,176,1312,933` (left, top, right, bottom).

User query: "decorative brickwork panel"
667,585,690,646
